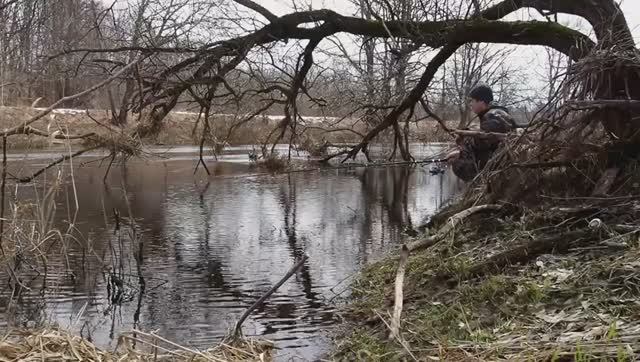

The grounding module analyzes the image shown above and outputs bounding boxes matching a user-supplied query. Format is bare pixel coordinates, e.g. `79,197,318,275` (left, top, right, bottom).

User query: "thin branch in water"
17,146,101,183
104,152,117,183
233,253,308,338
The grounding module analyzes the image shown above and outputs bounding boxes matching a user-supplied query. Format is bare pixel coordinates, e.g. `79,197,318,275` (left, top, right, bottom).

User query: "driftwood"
407,204,502,252
389,244,409,341
233,254,308,338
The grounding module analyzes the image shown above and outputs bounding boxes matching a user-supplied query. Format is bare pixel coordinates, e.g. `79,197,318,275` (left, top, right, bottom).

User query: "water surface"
0,145,461,360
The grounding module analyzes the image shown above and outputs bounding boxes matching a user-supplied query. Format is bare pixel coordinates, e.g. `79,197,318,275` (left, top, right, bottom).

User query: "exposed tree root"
441,229,594,283
407,204,502,252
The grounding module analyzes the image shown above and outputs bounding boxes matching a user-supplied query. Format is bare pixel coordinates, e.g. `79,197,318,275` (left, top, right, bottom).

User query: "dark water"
0,144,461,360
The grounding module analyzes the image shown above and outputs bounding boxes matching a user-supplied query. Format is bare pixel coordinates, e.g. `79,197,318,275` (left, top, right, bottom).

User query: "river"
0,144,462,360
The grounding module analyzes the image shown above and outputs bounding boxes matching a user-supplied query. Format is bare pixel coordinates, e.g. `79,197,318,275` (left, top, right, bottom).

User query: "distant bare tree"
543,47,569,105
4,0,638,189
444,43,516,128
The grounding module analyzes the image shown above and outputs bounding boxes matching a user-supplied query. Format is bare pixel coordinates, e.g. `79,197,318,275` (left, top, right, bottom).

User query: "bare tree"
444,43,516,128
3,0,638,190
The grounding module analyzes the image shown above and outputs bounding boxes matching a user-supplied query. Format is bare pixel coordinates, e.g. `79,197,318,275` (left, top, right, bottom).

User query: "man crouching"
446,84,517,182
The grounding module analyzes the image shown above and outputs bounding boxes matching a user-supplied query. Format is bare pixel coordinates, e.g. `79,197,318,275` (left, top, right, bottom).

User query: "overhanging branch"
233,0,278,22
140,15,593,104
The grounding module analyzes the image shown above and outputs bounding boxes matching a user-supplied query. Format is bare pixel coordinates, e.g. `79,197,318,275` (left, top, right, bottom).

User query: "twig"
373,310,418,361
233,253,308,337
389,244,409,341
232,0,278,22
419,98,453,135
566,99,640,110
121,330,225,362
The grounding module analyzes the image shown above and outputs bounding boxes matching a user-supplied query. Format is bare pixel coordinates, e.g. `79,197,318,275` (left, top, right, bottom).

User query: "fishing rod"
203,156,450,181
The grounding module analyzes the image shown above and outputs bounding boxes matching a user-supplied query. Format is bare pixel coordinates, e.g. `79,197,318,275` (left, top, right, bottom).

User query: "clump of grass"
333,328,392,361
257,153,289,172
515,280,549,305
296,135,328,157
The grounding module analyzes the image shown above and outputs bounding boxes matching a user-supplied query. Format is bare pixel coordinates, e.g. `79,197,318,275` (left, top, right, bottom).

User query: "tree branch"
344,43,461,161
141,16,593,108
17,146,102,183
6,125,96,140
482,0,632,48
233,0,278,22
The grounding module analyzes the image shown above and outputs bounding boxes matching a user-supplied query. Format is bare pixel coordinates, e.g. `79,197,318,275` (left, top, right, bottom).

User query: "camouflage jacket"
452,106,516,181
474,106,516,152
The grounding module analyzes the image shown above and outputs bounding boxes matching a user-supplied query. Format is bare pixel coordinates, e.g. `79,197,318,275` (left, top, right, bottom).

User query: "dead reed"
0,328,273,362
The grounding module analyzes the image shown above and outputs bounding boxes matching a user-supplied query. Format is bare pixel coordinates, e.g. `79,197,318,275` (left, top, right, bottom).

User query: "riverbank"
334,199,640,360
0,106,453,150
0,327,272,361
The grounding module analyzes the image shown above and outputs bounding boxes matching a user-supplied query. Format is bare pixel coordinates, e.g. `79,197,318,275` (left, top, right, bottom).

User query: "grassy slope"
334,205,640,361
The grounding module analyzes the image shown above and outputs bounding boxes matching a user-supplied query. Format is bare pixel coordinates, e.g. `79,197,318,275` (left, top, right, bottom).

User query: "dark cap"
469,84,493,104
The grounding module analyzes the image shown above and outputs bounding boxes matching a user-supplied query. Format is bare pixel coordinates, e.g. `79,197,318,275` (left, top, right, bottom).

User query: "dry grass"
0,328,273,362
256,153,289,172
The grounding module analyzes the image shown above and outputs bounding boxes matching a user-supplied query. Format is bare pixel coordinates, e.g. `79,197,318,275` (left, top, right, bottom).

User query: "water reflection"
0,147,462,360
